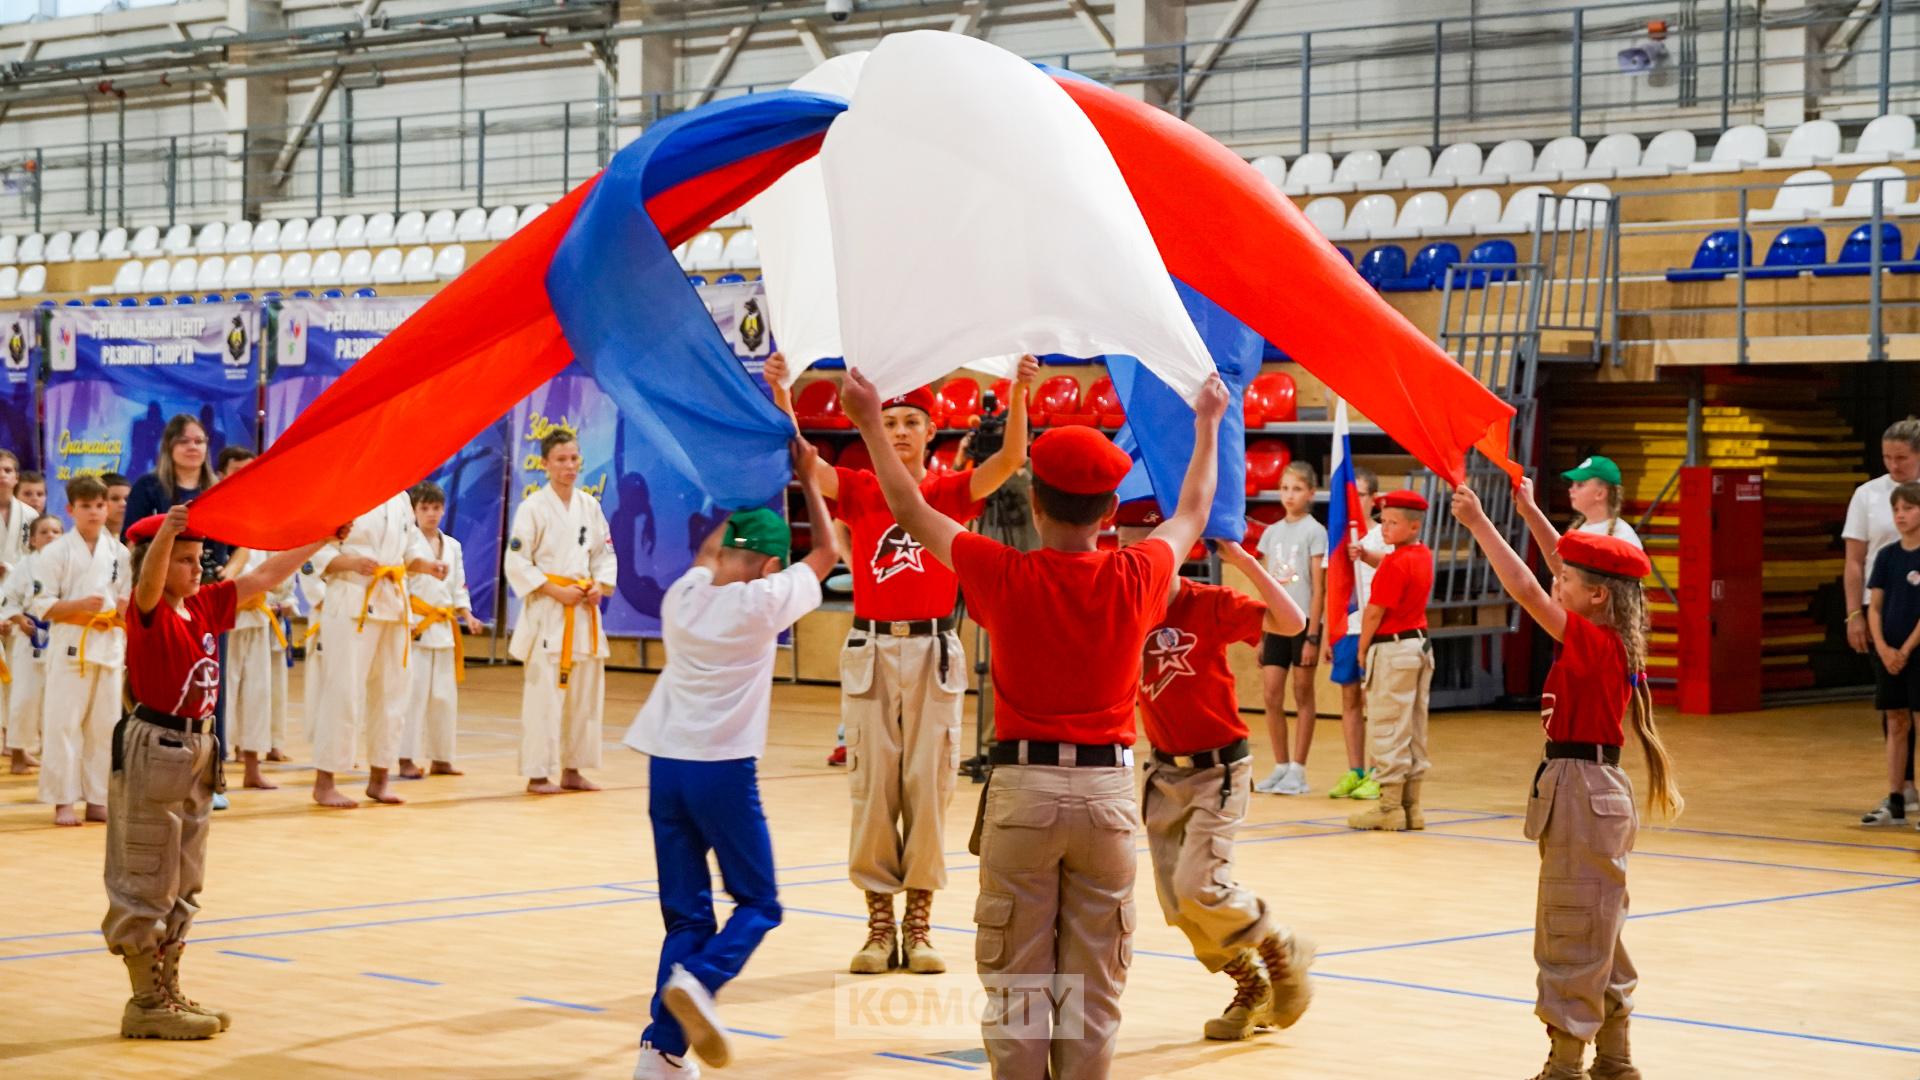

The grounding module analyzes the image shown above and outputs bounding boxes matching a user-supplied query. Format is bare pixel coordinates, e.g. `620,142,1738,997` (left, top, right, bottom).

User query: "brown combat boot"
159,941,230,1031
1403,778,1427,830
1255,930,1316,1029
120,949,220,1040
1588,1013,1641,1079
1347,782,1408,831
849,891,898,974
1528,1026,1589,1080
902,889,945,974
1202,951,1271,1040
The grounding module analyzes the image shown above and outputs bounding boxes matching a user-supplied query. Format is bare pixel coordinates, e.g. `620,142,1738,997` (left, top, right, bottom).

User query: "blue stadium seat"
1665,230,1752,283
261,290,283,300
291,289,314,299
1357,245,1407,290
230,291,253,301
321,288,345,299
201,292,224,303
144,295,168,306
61,299,82,307
1814,222,1902,277
1385,241,1461,292
117,297,139,307
1335,246,1355,266
1458,238,1518,288
686,274,708,286
174,294,196,304
353,287,377,298
91,298,112,307
716,273,747,284
1747,226,1826,279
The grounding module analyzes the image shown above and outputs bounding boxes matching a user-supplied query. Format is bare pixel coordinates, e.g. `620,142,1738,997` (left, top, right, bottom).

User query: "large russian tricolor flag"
1325,398,1366,643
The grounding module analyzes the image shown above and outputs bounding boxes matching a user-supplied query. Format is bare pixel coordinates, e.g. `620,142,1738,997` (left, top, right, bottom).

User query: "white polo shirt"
1845,474,1900,581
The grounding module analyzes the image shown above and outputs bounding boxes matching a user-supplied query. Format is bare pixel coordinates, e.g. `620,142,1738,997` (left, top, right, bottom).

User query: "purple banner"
0,311,39,470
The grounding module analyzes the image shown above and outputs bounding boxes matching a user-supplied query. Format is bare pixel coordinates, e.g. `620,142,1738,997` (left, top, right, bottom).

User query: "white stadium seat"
424,209,457,243
161,224,193,255
1302,196,1347,236
223,220,253,253
515,203,547,231
100,227,128,260
305,216,337,249
1564,133,1641,180
1413,142,1483,188
1248,155,1286,190
194,255,226,291
1480,139,1535,183
310,250,343,286
281,251,315,287
402,246,435,283
223,255,254,290
1515,136,1586,182
721,229,759,269
335,214,367,249
1821,166,1910,219
1359,145,1431,192
1313,148,1381,195
43,231,72,263
1618,129,1695,177
129,226,161,258
1689,124,1769,174
394,211,427,245
1282,152,1333,196
1554,182,1612,229
454,207,488,241
1834,114,1918,165
0,266,18,299
484,205,518,240
1329,193,1396,241
140,259,171,293
370,247,404,284
1760,119,1841,169
1750,169,1833,223
167,257,198,292
1484,185,1555,235
1443,188,1502,234
110,260,142,294
687,230,726,270
71,229,100,261
340,249,375,286
16,234,46,263
364,212,396,248
1374,190,1447,240
251,219,282,252
278,218,309,250
16,265,44,296
254,252,285,288
0,235,15,264
433,245,467,279
192,222,225,255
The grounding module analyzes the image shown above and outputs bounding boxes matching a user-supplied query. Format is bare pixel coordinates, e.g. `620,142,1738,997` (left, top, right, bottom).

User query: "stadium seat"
44,231,75,263
321,289,345,299
223,220,253,253
433,245,467,279
402,246,434,283
139,259,171,293
193,222,225,254
796,380,851,429
685,274,707,286
722,229,759,268
1360,145,1431,191
1516,135,1587,182
1085,375,1125,428
716,272,747,284
1386,241,1461,291
281,251,315,287
223,255,254,289
1033,375,1091,427
89,297,112,307
1281,151,1333,196
1480,138,1535,183
1244,439,1293,494
1414,142,1482,188
144,295,168,306
1317,148,1382,194
110,260,142,294
1461,238,1519,287
167,257,198,292
160,223,193,255
250,219,281,252
291,290,314,299
1565,133,1641,180
305,215,337,249
353,288,376,299
0,266,17,299
254,252,284,288
1245,371,1298,425
341,249,375,286
311,250,344,286
1760,118,1841,169
424,209,457,243
370,247,404,285
1750,169,1833,223
364,212,396,247
278,218,310,250
129,226,161,257
1357,244,1407,289
1554,182,1612,229
71,229,99,261
1376,190,1446,240
100,227,129,260
260,291,282,300
1665,229,1754,282
16,234,44,263
201,292,224,304
938,377,982,426
117,296,139,307
688,230,727,270
336,214,368,249
1628,128,1698,175
1890,236,1920,275
988,378,1013,411
1689,124,1769,173
455,207,488,241
1834,113,1918,165
515,203,548,231
1443,188,1501,234
1334,245,1354,265
194,256,225,291
1249,154,1286,189
930,436,964,473
485,205,518,240
1814,222,1901,276
1821,166,1909,219
1333,194,1396,241
1747,226,1827,278
1302,196,1347,237
394,210,427,245
1486,185,1554,235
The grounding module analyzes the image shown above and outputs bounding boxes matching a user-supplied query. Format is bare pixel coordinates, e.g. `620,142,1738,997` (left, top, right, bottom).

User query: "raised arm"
133,505,189,615
969,355,1038,500
1216,539,1307,635
763,351,799,422
844,367,963,569
792,439,840,582
1516,476,1566,578
1453,482,1566,641
236,539,335,611
1147,374,1231,560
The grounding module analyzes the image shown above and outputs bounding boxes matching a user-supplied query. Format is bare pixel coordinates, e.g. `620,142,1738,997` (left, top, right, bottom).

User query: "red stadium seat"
1245,438,1293,495
938,377,982,427
1034,375,1093,427
1086,375,1125,429
1242,384,1264,428
838,439,874,473
988,378,1013,414
795,380,851,429
931,436,967,472
1245,372,1298,427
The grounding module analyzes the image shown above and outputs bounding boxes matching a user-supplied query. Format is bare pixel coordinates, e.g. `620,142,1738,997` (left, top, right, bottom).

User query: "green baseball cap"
1562,455,1622,486
723,507,791,563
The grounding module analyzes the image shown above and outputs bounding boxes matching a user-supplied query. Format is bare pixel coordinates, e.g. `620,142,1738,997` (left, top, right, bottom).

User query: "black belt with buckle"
1380,629,1429,643
853,616,958,638
1151,738,1250,771
989,741,1131,768
131,702,215,735
1545,740,1621,765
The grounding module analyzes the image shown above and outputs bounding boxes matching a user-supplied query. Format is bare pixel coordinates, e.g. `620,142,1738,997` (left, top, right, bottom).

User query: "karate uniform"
312,493,423,775
506,484,616,779
296,563,326,743
0,496,35,567
224,549,290,755
0,546,47,756
266,570,293,750
404,530,469,765
30,529,132,807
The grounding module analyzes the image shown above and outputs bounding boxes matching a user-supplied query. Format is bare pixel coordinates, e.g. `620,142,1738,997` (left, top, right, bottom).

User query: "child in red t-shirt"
1348,489,1437,831
1115,499,1316,1042
1452,483,1681,1080
103,506,331,1041
842,365,1228,1079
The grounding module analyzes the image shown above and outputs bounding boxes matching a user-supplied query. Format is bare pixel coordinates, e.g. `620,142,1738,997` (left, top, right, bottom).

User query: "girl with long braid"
1451,481,1681,1080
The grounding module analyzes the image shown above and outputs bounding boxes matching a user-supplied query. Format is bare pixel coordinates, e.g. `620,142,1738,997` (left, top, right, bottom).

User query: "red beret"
1113,498,1163,527
881,387,938,418
1031,427,1132,496
125,513,206,544
1557,531,1651,581
1377,489,1429,513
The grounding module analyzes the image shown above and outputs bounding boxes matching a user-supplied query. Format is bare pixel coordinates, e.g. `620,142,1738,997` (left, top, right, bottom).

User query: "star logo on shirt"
1141,627,1197,700
870,524,927,584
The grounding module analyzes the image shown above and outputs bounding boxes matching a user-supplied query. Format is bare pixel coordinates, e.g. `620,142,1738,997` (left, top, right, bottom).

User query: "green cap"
722,507,790,563
1562,455,1622,486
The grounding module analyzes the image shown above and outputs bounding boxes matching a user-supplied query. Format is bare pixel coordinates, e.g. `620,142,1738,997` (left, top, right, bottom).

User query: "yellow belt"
356,565,410,667
544,574,599,688
302,618,323,647
409,595,466,683
53,609,125,667
0,642,10,684
240,594,289,650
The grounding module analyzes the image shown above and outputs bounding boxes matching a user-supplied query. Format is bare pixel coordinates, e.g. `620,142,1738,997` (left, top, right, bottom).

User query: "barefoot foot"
244,773,279,790
560,770,600,792
526,778,564,795
53,805,80,827
265,749,290,763
85,802,108,823
396,760,425,780
312,777,357,809
428,761,464,776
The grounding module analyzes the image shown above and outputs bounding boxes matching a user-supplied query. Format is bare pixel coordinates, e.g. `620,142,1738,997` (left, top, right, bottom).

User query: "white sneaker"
1861,798,1909,827
1273,763,1312,796
634,1042,701,1080
1253,765,1289,793
662,965,731,1067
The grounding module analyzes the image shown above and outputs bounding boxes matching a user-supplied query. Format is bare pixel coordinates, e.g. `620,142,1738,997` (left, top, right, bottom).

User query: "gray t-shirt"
1255,514,1328,618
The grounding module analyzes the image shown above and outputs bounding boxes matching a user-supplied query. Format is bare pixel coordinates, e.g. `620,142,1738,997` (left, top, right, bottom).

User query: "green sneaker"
1350,775,1381,800
1327,770,1366,799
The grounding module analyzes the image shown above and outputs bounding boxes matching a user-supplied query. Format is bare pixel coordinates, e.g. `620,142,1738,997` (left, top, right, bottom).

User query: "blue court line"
218,949,292,963
875,1050,982,1071
1413,829,1920,881
518,996,605,1013
361,971,441,986
1648,822,1920,853
727,1026,785,1040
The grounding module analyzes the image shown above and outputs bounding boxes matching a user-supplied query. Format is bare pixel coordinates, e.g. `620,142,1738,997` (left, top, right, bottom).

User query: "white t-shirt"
1255,514,1328,616
1351,523,1391,616
1845,474,1899,582
1576,517,1643,550
623,563,823,762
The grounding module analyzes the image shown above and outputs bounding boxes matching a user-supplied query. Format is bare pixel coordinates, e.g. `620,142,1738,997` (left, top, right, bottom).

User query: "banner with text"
1,311,39,470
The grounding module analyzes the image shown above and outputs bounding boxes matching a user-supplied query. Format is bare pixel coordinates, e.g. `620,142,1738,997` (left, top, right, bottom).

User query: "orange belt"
240,594,289,650
545,574,599,688
356,565,408,631
53,609,125,667
409,595,466,683
0,643,10,684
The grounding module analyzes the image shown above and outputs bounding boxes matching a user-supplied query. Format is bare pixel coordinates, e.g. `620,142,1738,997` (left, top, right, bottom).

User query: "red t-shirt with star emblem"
834,466,984,621
126,580,237,721
1137,581,1266,754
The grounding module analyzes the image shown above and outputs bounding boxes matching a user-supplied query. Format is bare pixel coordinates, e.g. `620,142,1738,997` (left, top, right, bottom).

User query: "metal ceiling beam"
792,18,837,64
1064,0,1112,49
267,0,386,189
1179,0,1259,116
0,39,39,127
691,22,753,107
948,0,990,36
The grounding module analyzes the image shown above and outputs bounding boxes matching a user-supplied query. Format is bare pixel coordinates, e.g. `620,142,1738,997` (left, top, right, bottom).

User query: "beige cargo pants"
974,762,1137,1080
1140,756,1274,971
1525,756,1638,1041
102,716,218,956
1365,637,1433,785
843,629,966,894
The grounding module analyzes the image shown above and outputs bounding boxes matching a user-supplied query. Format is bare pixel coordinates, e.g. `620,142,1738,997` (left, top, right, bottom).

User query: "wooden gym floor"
2,666,1916,1079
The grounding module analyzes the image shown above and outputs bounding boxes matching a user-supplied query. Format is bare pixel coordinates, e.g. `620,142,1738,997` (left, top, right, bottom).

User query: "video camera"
969,390,1007,465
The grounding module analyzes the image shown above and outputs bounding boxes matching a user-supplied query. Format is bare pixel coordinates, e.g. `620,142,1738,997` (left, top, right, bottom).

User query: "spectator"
1845,418,1920,823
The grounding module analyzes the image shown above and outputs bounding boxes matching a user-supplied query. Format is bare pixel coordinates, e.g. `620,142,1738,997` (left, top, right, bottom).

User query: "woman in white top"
1845,417,1920,824
1517,455,1644,586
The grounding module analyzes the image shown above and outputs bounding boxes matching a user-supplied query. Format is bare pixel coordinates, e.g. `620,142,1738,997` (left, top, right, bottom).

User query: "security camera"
826,0,853,22
1618,20,1669,74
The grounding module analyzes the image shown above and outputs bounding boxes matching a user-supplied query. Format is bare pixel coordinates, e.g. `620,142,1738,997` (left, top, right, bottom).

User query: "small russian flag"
1325,398,1365,642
